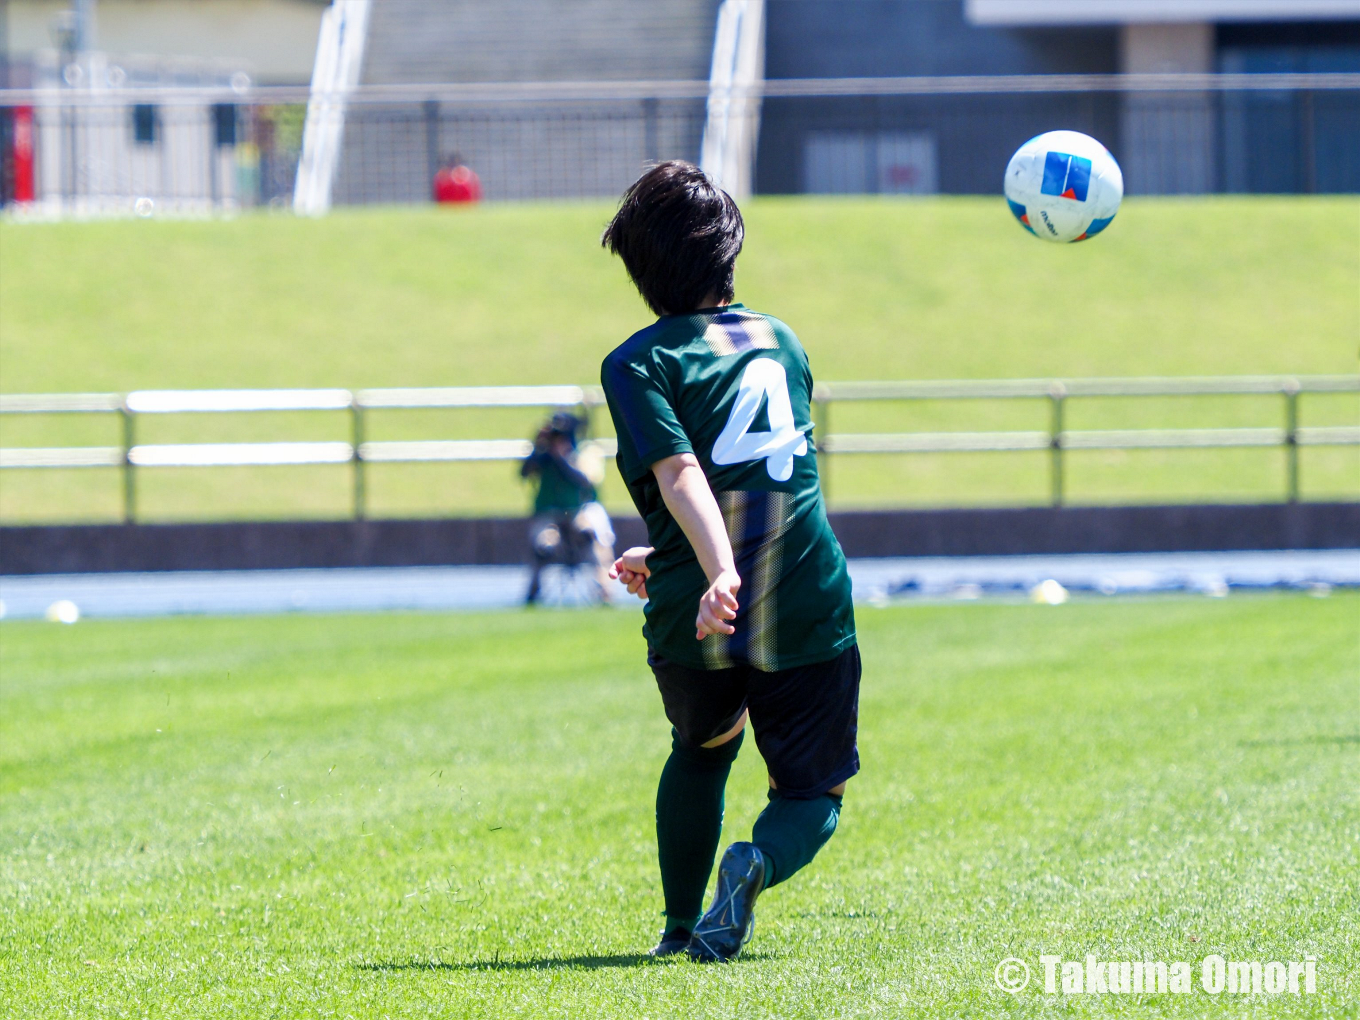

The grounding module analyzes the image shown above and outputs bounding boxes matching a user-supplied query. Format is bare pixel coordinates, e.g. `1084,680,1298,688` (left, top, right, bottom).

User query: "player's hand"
610,546,653,600
696,569,741,640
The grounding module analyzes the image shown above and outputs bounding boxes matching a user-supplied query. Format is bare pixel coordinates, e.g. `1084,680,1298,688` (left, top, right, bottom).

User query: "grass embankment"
1,597,1356,1017
1,197,1356,521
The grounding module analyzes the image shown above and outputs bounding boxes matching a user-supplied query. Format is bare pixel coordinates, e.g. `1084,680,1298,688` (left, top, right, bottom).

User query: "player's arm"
651,453,740,640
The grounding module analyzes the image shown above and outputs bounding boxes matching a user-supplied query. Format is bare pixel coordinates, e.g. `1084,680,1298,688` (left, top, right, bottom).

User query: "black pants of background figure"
648,644,861,798
525,508,614,604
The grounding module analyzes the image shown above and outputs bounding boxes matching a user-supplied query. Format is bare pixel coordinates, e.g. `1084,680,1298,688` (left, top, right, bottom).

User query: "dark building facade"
755,0,1360,195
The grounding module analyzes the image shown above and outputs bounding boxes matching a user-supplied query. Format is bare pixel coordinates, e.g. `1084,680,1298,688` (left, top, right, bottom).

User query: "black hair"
548,411,581,441
601,161,744,316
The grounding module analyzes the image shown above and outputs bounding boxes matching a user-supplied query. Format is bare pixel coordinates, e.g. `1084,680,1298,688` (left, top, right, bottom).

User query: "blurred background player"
433,153,482,205
520,412,614,604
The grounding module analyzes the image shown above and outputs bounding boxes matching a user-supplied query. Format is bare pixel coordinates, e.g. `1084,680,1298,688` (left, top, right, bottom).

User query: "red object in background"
433,164,482,204
12,106,35,203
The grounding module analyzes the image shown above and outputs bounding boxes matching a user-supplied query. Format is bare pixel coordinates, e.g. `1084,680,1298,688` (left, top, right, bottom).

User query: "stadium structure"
1,0,1358,213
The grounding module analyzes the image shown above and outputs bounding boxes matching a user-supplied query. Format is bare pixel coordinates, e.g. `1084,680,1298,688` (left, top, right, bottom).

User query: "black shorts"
648,644,861,799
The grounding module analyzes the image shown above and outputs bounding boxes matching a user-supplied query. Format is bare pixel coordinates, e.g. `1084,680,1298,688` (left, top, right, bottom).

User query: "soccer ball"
1004,130,1123,243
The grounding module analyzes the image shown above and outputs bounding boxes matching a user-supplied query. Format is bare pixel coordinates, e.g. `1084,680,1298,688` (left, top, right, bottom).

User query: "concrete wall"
766,0,1118,78
336,0,720,204
4,0,324,84
4,504,1356,574
361,0,719,84
1118,22,1216,194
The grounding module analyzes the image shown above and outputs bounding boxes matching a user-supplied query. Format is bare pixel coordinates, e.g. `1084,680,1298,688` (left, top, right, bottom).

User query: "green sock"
663,914,698,937
656,727,744,929
751,789,842,888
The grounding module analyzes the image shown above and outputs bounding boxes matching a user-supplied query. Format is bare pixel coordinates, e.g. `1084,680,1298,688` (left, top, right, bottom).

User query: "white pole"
74,0,98,52
700,0,765,199
294,0,371,216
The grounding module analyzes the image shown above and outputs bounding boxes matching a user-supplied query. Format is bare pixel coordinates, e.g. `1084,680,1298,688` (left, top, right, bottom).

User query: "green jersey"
523,447,595,515
601,304,856,672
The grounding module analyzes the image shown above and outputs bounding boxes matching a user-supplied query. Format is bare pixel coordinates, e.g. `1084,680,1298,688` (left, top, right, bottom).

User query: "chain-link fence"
2,74,1357,213
335,96,707,204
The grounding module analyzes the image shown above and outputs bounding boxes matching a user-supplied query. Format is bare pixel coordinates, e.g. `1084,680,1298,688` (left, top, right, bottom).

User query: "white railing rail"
357,385,603,409
1,376,1355,520
0,385,610,520
125,389,355,413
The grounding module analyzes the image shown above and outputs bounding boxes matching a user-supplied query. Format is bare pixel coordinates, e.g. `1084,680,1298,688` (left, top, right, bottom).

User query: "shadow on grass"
357,954,654,973
357,950,778,973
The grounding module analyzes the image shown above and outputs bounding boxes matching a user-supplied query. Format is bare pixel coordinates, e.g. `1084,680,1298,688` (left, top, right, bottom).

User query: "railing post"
642,96,659,165
580,397,595,441
423,99,441,195
351,397,366,520
1049,382,1066,508
814,387,831,506
120,402,136,524
1284,379,1300,503
1300,90,1317,195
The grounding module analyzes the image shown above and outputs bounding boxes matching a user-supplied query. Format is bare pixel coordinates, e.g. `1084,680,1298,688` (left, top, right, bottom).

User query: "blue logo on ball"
1041,151,1091,201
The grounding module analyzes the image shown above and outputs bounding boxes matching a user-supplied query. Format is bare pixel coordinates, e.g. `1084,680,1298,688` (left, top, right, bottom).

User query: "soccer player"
599,162,859,962
520,412,615,604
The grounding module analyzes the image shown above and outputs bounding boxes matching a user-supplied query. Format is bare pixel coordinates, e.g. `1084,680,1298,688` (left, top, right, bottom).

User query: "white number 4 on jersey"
711,358,809,482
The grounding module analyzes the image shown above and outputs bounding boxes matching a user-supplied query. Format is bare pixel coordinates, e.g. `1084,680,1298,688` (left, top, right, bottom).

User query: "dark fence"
1,74,1357,212
335,97,708,204
758,87,1360,195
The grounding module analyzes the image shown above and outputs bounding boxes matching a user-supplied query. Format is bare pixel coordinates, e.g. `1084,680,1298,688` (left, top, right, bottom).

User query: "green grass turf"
1,595,1356,1017
1,197,1356,521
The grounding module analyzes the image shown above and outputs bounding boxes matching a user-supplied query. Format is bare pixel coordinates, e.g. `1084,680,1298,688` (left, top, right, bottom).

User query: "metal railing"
0,385,610,521
810,376,1358,506
1,376,1355,522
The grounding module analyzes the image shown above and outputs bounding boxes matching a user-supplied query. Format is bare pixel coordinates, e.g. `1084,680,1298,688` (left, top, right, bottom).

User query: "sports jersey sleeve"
601,353,693,483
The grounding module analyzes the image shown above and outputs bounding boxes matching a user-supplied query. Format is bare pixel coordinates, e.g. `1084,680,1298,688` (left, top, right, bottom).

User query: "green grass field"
1,197,1356,521
2,596,1356,1017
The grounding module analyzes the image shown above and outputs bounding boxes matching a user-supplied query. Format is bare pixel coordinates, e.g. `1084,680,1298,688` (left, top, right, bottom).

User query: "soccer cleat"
687,842,766,963
648,927,692,958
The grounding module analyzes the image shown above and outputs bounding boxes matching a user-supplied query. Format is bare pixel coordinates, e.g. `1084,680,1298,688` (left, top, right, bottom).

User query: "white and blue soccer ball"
1004,130,1123,243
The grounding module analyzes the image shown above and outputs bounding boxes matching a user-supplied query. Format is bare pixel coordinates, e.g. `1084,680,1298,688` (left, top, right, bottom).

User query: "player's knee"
671,724,744,767
766,775,849,798
700,708,747,749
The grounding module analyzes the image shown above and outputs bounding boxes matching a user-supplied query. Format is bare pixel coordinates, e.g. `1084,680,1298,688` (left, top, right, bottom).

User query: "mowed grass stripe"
1,595,1356,1017
1,196,1356,520
3,198,1356,391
